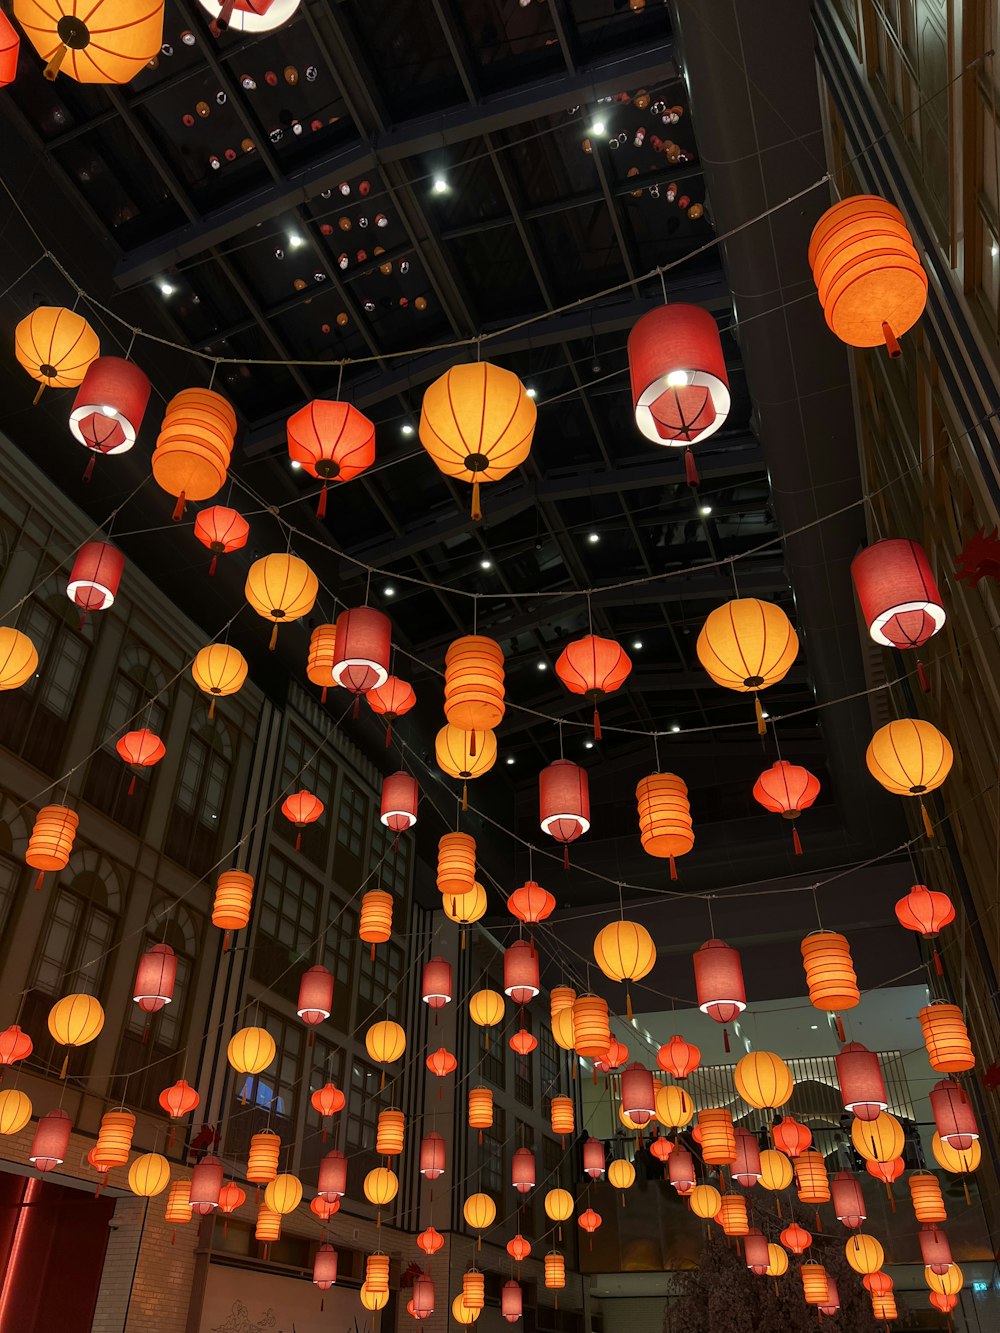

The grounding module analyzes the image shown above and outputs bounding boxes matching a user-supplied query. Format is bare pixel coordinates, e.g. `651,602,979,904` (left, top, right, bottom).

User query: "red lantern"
417,1226,444,1256
831,1172,866,1229
752,760,820,855
919,1224,953,1274
332,607,391,697
69,356,151,466
366,676,416,746
506,1234,531,1263
539,759,590,866
193,506,249,575
419,1132,445,1180
835,1043,888,1122
219,1182,245,1215
866,1156,903,1184
281,790,324,849
67,541,123,614
426,1047,457,1079
579,1207,602,1235
595,1038,629,1073
133,942,177,1013
503,940,540,1004
511,1146,535,1194
508,879,555,924
650,1137,673,1163
159,1079,200,1119
311,1083,345,1140
743,1229,770,1275
732,1127,762,1186
509,1029,537,1056
864,1273,894,1297
780,1222,811,1255
930,1079,979,1150
29,1108,72,1172
0,11,18,87
0,1025,32,1068
819,1276,841,1316
694,938,746,1038
501,1280,522,1323
421,957,452,1009
190,1154,224,1214
314,1242,338,1290
287,399,376,516
297,964,333,1025
317,1150,347,1200
628,303,730,448
411,1274,434,1319
669,1148,696,1192
895,883,955,937
931,1291,958,1314
851,539,945,649
554,634,632,739
772,1116,811,1157
380,772,418,833
657,1034,700,1079
620,1063,655,1127
583,1138,605,1179
116,729,166,795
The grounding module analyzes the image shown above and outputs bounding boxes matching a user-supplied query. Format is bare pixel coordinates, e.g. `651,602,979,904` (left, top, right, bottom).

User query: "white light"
289,233,305,248
506,756,515,766
810,1024,818,1030
100,405,117,418
401,423,414,436
993,243,998,259
587,532,600,544
526,387,537,398
591,119,606,136
761,710,770,719
666,369,688,388
671,723,680,733
480,559,493,570
384,585,396,597
290,459,302,470
537,661,548,671
432,176,449,194
584,740,594,750
632,639,643,650
158,281,176,296
699,504,712,516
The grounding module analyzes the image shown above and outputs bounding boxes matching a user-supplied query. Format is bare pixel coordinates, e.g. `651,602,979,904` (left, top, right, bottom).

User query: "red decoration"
752,759,820,855
503,940,540,1004
219,1182,245,1214
693,938,746,1027
919,1224,952,1274
931,1291,958,1314
332,607,391,695
159,1079,200,1118
133,942,177,1014
954,526,1000,587
595,1038,629,1073
311,1195,339,1221
419,1132,445,1180
656,1034,700,1079
831,1171,866,1229
819,1276,841,1316
668,1149,696,1192
317,1150,347,1200
296,964,333,1025
851,539,945,648
895,883,955,937
67,541,124,613
511,1146,535,1194
69,356,151,480
930,1078,979,1150
380,771,418,832
417,1226,444,1256
0,11,19,87
583,1137,605,1179
29,1108,72,1172
732,1127,762,1186
509,1028,537,1056
426,1047,457,1079
578,1207,602,1234
628,303,730,445
539,759,590,866
743,1229,770,1275
772,1115,811,1157
281,789,324,849
116,729,166,795
650,1137,673,1163
780,1222,811,1255
190,1154,223,1214
984,1062,1000,1091
501,1280,522,1323
554,634,632,739
313,1242,338,1290
193,506,249,575
366,676,416,746
620,1063,655,1126
411,1274,434,1319
0,1024,32,1068
287,399,375,516
835,1043,888,1122
506,1234,531,1263
866,1156,904,1184
311,1082,345,1137
864,1273,893,1297
421,957,453,1009
508,880,555,924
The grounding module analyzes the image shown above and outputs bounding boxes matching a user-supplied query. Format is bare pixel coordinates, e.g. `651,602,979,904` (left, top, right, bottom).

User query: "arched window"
164,717,232,876
83,645,169,832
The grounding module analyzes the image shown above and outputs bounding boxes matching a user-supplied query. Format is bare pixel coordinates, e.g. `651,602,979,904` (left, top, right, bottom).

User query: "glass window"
0,596,90,773
252,853,321,1003
323,899,358,1033
226,1008,303,1162
335,775,368,881
275,725,336,864
539,1023,559,1117
479,1023,506,1090
164,721,231,875
0,849,19,942
478,1106,506,1201
369,820,412,897
356,938,404,1028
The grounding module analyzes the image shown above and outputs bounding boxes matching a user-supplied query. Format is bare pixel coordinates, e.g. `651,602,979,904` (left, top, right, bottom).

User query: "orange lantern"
359,890,393,957
14,305,99,400
919,1001,975,1072
696,598,798,732
895,883,955,939
752,759,820,855
866,718,952,836
780,1222,812,1255
801,1264,830,1306
212,870,254,948
930,1291,958,1315
435,724,497,797
159,1078,200,1120
25,804,78,888
154,388,236,520
657,1034,700,1079
766,1244,788,1278
690,1184,722,1220
550,1095,575,1138
444,635,505,734
909,1171,947,1223
14,0,164,82
571,994,610,1059
544,1252,565,1291
507,1234,531,1264
554,633,632,739
808,195,926,357
311,1083,345,1138
227,1026,275,1077
281,789,324,850
287,399,375,516
867,1156,904,1184
418,1226,444,1256
365,1019,406,1067
924,1263,963,1296
734,1050,793,1109
0,11,16,86
655,1083,694,1130
539,759,590,867
367,676,416,745
255,1202,282,1244
759,1149,793,1192
636,772,693,879
0,1025,32,1069
0,628,38,691
115,729,166,795
801,930,860,1012
419,361,536,518
462,1269,485,1311
845,1233,885,1275
363,1167,398,1209
426,1047,457,1080
193,506,248,575
697,1108,736,1165
508,879,555,923
0,1088,30,1137
376,1109,405,1157
247,1130,281,1183
305,624,338,703
468,1086,493,1132
311,1196,339,1224
851,1111,904,1165
128,1153,170,1199
931,1132,981,1175
794,1150,830,1203
510,1028,537,1057
92,1109,136,1169
164,1179,193,1228
772,1115,811,1156
191,643,248,716
245,553,318,649
48,992,104,1077
469,988,505,1031
593,919,655,1019
716,1194,749,1236
437,832,476,897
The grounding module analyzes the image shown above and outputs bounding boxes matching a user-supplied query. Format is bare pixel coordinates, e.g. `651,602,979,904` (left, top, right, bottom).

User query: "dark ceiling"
0,0,904,906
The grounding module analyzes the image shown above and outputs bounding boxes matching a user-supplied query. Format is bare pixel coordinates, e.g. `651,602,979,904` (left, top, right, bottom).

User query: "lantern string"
706,896,716,937
208,360,219,391
811,886,823,931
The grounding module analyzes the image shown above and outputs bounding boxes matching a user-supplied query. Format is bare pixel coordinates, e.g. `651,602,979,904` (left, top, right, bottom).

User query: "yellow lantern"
365,1020,406,1066
845,1234,884,1275
227,1026,275,1076
655,1083,694,1129
608,1159,635,1192
191,643,247,716
359,889,393,954
247,1130,280,1183
244,553,318,650
552,1005,576,1052
264,1173,303,1215
544,1188,574,1223
696,598,798,730
128,1153,170,1198
468,1086,493,1130
866,718,952,835
13,1,163,84
376,1108,405,1156
364,1167,399,1207
469,989,505,1029
92,1109,135,1169
698,1108,736,1165
164,1179,192,1227
766,1243,788,1277
550,1095,575,1137
689,1184,722,1219
48,993,104,1076
852,1112,904,1164
0,1088,32,1135
758,1149,793,1192
794,1150,830,1203
717,1194,749,1236
919,1002,975,1073
0,628,38,691
463,1269,486,1310
801,930,860,1010
572,994,611,1059
255,1201,281,1243
452,1294,478,1324
443,881,487,925
361,1282,389,1312
932,1131,981,1174
463,1192,496,1233
734,1051,793,1109
14,306,99,400
435,724,498,789
925,1263,963,1295
365,1253,390,1294
593,919,655,1018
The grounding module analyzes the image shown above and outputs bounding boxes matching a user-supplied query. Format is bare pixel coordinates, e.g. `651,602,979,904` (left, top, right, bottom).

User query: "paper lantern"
26,805,78,886
287,399,375,514
165,1179,193,1228
544,1252,566,1291
919,1001,975,1072
15,0,164,82
281,790,324,851
552,998,576,1052
435,724,497,791
801,930,860,1011
159,1079,199,1119
895,882,955,938
930,1079,979,1150
655,1083,694,1129
697,1108,736,1165
313,1242,338,1291
836,1042,887,1121
717,1194,749,1236
930,1292,959,1314
0,11,17,85
193,506,249,575
550,1095,575,1137
752,759,820,855
765,1243,788,1278
758,1149,793,1192
742,1229,770,1276
819,1276,841,1316
852,539,945,651
264,1173,303,1216
375,1109,404,1157
437,832,477,897
801,1264,830,1306
227,1026,275,1075
581,1137,605,1179
572,994,610,1059
594,919,655,1017
331,606,391,696
418,1226,444,1255
366,676,416,745
0,628,38,691
596,1037,628,1073
510,1028,537,1057
636,772,693,878
508,879,555,923
14,306,98,399
543,1189,574,1228
154,389,236,520
311,1082,345,1123
608,1160,636,1195
503,941,540,1004
317,1149,347,1200
501,1280,522,1322
247,1131,281,1183
359,890,393,955
132,942,177,1013
668,1149,695,1192
128,1153,170,1198
832,1171,866,1229
772,1115,811,1157
66,542,124,616
689,1184,721,1219
366,1020,406,1066
426,1047,457,1079
361,1282,388,1312
538,757,591,870
694,938,746,1026
866,719,952,834
732,1127,762,1186
864,1272,894,1298
867,1156,904,1184
364,1168,398,1207
780,1222,811,1254
507,1234,531,1263
932,1131,981,1174
48,993,104,1069
311,1195,338,1222
468,1086,493,1130
381,772,418,834
245,553,318,649
68,355,150,466
0,1025,32,1069
419,361,535,518
628,303,730,445
190,1154,224,1214
191,643,247,715
444,634,505,733
845,1233,884,1275
421,957,452,1010
409,1131,442,1183
909,1171,947,1222
305,624,338,700
795,1150,830,1203
554,633,632,739
0,1089,31,1135
451,1294,476,1324
116,729,166,795
444,882,487,926
29,1108,72,1171
696,598,798,729
649,1136,673,1163
469,989,505,1030
656,1035,700,1080
199,0,295,36
463,1192,497,1236
620,1063,655,1127
734,1050,793,1109
808,195,927,355
212,870,254,939
919,1224,952,1274
925,1263,963,1296
463,1270,485,1311
411,1273,434,1318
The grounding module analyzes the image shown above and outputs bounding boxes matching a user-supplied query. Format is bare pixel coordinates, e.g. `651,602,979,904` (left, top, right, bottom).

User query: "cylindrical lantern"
795,1150,830,1203
819,1277,841,1317
511,1146,535,1194
909,1171,947,1222
359,890,393,952
132,943,177,1014
165,1180,193,1228
227,1025,276,1075
365,1020,406,1066
0,1089,32,1135
190,1154,224,1214
155,389,236,520
694,938,746,1024
801,930,860,1010
264,1173,303,1215
845,1233,885,1275
128,1153,170,1198
758,1149,793,1192
572,994,611,1059
375,1108,405,1157
380,771,418,832
365,1253,390,1295
193,505,249,575
636,772,694,878
313,1243,338,1291
801,1264,830,1306
752,759,820,854
689,1184,721,1220
363,1168,398,1207
655,1083,694,1130
732,1127,762,1186
444,634,505,733
29,1108,72,1171
628,303,730,445
539,759,590,863
0,629,38,691
554,633,632,738
508,878,556,923
620,1063,656,1127
657,1034,700,1079
503,940,540,1004
550,1094,575,1137
212,870,254,937
411,1273,434,1318
895,882,955,937
781,1222,811,1254
332,606,391,694
462,1269,485,1310
92,1108,135,1169
836,1042,887,1120
544,1252,566,1290
15,306,99,398
696,598,798,727
930,1079,979,1150
698,1108,736,1165
192,643,248,712
832,1171,867,1229
583,1138,605,1179
501,1280,522,1323
734,1051,793,1109
919,1002,975,1072
668,1149,696,1192
772,1115,812,1157
919,1224,952,1274
717,1194,749,1236
26,805,79,884
244,553,318,649
421,957,453,1009
317,1149,347,1200
287,399,375,514
437,832,477,897
468,1086,493,1130
247,1130,281,1184
851,539,945,648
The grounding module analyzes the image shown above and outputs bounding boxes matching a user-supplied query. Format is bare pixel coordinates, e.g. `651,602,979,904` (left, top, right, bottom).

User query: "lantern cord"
811,886,823,931
706,896,716,938
657,266,668,305
653,732,661,771
208,360,219,391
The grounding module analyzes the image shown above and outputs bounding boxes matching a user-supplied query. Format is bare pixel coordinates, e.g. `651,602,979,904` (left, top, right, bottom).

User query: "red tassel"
669,855,678,881
320,1297,324,1313
223,931,231,953
209,697,217,720
470,730,477,757
172,492,186,522
82,454,96,483
295,831,302,851
385,721,392,748
478,1130,483,1146
209,555,218,576
462,781,468,811
128,773,137,797
142,1021,150,1045
815,1210,822,1232
835,1016,846,1042
171,1231,176,1246
563,846,569,870
78,610,87,632
882,320,901,358
792,825,802,856
922,802,935,839
685,448,699,486
268,623,278,650
322,1126,327,1143
352,695,360,720
34,870,44,891
167,1127,175,1150
934,947,943,975
308,1029,314,1047
317,482,328,518
370,942,376,962
471,478,482,522
321,687,327,704
723,1028,730,1053
210,0,236,34
593,706,602,741
917,659,929,692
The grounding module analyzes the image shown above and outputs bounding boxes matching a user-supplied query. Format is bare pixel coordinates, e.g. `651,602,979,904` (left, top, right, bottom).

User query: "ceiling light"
383,585,396,597
810,1024,818,1030
671,723,680,733
632,639,643,650
401,423,414,436
584,740,594,749
506,756,515,766
290,459,302,470
480,558,493,570
761,709,770,719
536,661,548,671
587,532,600,544
591,119,606,136
289,233,305,248
432,176,449,194
666,369,688,388
699,503,713,516
526,387,537,398
158,280,176,296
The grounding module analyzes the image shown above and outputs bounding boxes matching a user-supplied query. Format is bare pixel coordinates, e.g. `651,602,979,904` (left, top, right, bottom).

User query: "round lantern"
554,633,632,739
66,541,123,616
381,772,418,833
132,943,176,1013
363,1167,398,1208
919,1224,952,1274
419,361,536,518
426,1047,457,1080
29,1108,72,1171
281,790,324,850
359,890,393,956
313,1242,338,1292
451,1295,476,1325
655,1083,694,1129
583,1137,605,1179
247,1130,281,1184
544,1252,566,1291
636,772,693,878
164,1180,193,1228
469,989,505,1032
594,919,655,1018
317,1150,347,1200
544,1188,573,1227
435,724,497,791
620,1063,656,1127
717,1194,749,1236
550,1094,575,1137
366,676,416,744
463,1269,485,1310
539,759,590,866
572,994,610,1059
26,805,78,887
932,1131,981,1174
360,1282,388,1313
501,1280,522,1323
212,870,254,943
193,505,249,576
657,1034,700,1079
0,628,38,691
311,1082,345,1123
734,1050,793,1109
781,1222,811,1255
375,1109,405,1157
507,1235,532,1265
801,930,860,1010
851,539,945,651
732,1127,762,1186
690,1184,721,1220
443,884,486,929
264,1173,303,1216
159,1079,200,1119
867,1156,904,1185
48,993,104,1073
311,1196,338,1223
668,1149,696,1192
836,1042,888,1120
772,1115,811,1156
69,357,151,462
930,1292,959,1314
920,1001,975,1072
365,1020,406,1066
468,1086,493,1130
766,1243,788,1278
895,882,955,938
421,957,452,1009
154,388,236,520
794,1150,830,1203
608,1159,635,1194
752,759,820,855
628,303,730,445
128,1153,170,1198
508,879,555,923
503,941,540,1004
866,718,952,834
864,1272,894,1298
444,634,505,733
697,1108,736,1165
925,1263,963,1296
244,553,318,649
15,306,98,398
801,1264,830,1307
0,1025,32,1069
930,1079,979,1150
846,1233,884,1275
116,729,166,795
510,1028,537,1056
693,938,746,1026
418,1226,444,1255
808,195,927,356
0,1088,31,1135
849,1110,903,1165
15,0,164,82
227,1026,275,1076
437,832,477,897
287,399,375,514
759,1149,793,1192
190,1154,224,1214
696,598,798,730
191,644,248,716
909,1171,947,1222
832,1171,867,1228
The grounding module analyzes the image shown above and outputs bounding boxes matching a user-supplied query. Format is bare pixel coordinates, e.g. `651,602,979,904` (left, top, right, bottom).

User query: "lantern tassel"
835,1015,846,1042
471,478,482,522
59,1053,68,1080
754,694,766,735
963,1178,971,1206
128,774,137,797
792,825,803,856
470,730,477,757
887,1182,896,1211
685,448,699,487
352,695,360,720
669,855,678,881
321,687,327,704
171,1230,176,1246
593,706,602,741
209,697,217,720
934,946,943,975
210,0,236,35
34,870,44,891
317,482,328,519
462,782,468,811
626,987,633,1021
881,320,902,359
82,454,96,483
268,623,278,651
723,1027,730,1054
172,492,186,522
385,720,392,748
563,846,569,870
32,382,46,405
209,555,218,576
223,931,231,953
295,831,302,851
370,942,376,962
917,658,930,692
478,1130,483,1146
921,801,935,838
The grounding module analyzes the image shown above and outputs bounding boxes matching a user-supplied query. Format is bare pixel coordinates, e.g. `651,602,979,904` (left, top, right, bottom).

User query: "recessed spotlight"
699,504,712,516
506,756,515,766
587,532,600,544
666,369,688,388
591,119,606,136
432,176,449,194
401,423,414,436
671,723,680,733
810,1024,818,1030
158,280,176,296
536,661,547,671
632,639,643,650
290,459,302,470
584,740,594,749
526,387,537,399
384,585,396,597
761,709,770,719
480,558,493,570
289,233,305,248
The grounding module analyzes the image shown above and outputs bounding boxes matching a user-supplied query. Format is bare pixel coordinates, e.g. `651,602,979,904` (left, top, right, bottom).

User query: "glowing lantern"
650,1138,673,1164
759,1149,793,1192
426,1047,457,1079
255,1202,281,1244
544,1189,574,1229
165,1180,193,1228
116,730,166,796
628,303,730,452
866,718,952,835
620,1063,655,1127
550,1095,575,1137
539,759,590,867
128,1153,170,1198
191,643,247,716
312,1196,337,1222
154,389,236,520
361,1283,388,1313
25,805,78,888
572,994,610,1059
801,930,860,1011
287,399,375,515
582,1137,605,1179
594,919,655,1018
867,1156,904,1184
314,1243,338,1292
418,1226,444,1255
819,1276,841,1316
697,1108,736,1165
919,1224,952,1274
508,879,555,923
851,538,945,657
801,1264,830,1307
920,1001,974,1072
381,772,418,835
752,759,820,855
693,938,746,1034
931,1292,959,1314
503,941,540,1004
190,1154,224,1214
930,1079,978,1150
795,1150,830,1203
311,1082,344,1133
669,1149,696,1193
469,1086,493,1131
317,1150,347,1200
469,989,505,1033
359,891,393,958
132,943,176,1013
247,1131,281,1184
48,992,104,1075
15,0,163,82
608,1160,635,1196
696,598,798,731
690,1184,721,1219
366,677,416,745
421,958,452,1010
717,1194,749,1236
444,882,486,926
0,12,17,85
0,1089,31,1135
932,1131,981,1174
281,790,324,850
845,1233,884,1275
772,1115,811,1157
502,1280,522,1322
451,1295,476,1325
66,542,123,619
212,870,254,946
554,633,632,739
596,1038,628,1073
864,1272,894,1298
227,1026,275,1076
544,1252,566,1291
909,1171,946,1222
832,1171,866,1229
925,1263,963,1296
732,1127,762,1187
193,506,249,575
781,1222,811,1254
444,635,505,733
657,1034,700,1079
330,606,391,697
734,1050,793,1109
364,1168,398,1208
264,1173,303,1216
366,1020,406,1067
435,724,497,795
836,1042,887,1121
551,1001,576,1053
507,1234,531,1263
410,1131,442,1182
29,1108,72,1171
419,361,535,518
305,624,338,702
14,306,98,400
159,1079,199,1119
895,882,955,938
742,1229,770,1277
0,629,38,691
437,832,477,897
636,772,694,879
766,1243,788,1278
0,1026,31,1070
412,1273,434,1319
655,1083,694,1130
68,355,150,468
245,553,318,649
808,195,927,356
510,1029,537,1057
